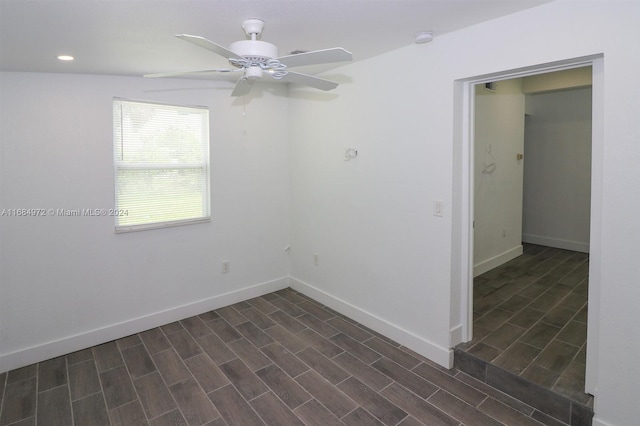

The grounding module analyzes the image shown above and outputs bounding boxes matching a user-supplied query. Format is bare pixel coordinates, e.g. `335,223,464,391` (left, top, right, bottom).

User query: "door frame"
452,55,604,395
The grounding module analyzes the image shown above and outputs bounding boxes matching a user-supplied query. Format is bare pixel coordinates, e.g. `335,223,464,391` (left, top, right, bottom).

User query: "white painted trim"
449,324,463,348
290,277,454,369
584,56,604,395
0,277,289,373
591,417,614,426
522,233,589,253
473,245,523,277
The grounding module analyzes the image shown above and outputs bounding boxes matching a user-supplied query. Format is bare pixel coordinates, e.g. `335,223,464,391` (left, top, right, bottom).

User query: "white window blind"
113,99,210,233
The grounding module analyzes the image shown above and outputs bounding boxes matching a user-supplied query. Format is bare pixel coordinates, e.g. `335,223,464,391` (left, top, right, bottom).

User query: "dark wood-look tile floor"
456,244,593,426
2,288,564,425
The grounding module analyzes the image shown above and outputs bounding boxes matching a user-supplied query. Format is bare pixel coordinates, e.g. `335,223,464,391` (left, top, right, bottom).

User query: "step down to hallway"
454,348,593,426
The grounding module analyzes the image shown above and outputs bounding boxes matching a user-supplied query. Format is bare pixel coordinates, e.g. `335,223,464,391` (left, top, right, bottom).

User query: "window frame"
113,98,211,233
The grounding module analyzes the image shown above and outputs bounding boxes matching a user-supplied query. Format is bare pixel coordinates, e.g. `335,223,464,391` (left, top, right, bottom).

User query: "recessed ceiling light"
57,55,74,61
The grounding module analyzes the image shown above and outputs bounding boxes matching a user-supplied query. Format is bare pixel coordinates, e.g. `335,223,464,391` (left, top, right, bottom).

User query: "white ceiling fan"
144,19,353,97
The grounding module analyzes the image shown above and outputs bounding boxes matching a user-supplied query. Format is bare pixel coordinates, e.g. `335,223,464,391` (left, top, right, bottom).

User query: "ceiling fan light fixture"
414,31,433,44
244,66,263,80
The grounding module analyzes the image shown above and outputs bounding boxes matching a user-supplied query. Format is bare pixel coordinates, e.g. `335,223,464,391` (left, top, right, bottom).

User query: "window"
113,99,210,232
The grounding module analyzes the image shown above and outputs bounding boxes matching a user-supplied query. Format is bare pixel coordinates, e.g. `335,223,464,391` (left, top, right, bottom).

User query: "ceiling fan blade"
277,71,339,91
231,77,255,97
144,68,239,78
276,47,352,68
176,34,244,61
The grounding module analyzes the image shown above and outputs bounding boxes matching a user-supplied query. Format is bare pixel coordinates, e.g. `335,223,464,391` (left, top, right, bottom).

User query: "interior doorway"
468,70,594,405
452,55,604,399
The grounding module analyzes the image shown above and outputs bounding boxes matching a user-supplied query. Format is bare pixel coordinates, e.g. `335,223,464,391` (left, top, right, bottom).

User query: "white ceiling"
0,0,553,78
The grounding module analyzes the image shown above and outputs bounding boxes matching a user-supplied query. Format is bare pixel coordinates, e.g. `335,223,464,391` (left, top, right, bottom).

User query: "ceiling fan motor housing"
229,40,278,64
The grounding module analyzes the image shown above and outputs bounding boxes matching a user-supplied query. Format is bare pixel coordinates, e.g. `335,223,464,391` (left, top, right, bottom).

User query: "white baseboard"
474,245,523,277
591,417,613,426
522,233,589,253
0,277,289,373
449,324,464,347
289,277,453,369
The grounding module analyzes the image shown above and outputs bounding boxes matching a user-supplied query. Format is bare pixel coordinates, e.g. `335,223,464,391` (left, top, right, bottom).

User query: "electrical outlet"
222,261,230,273
313,253,319,266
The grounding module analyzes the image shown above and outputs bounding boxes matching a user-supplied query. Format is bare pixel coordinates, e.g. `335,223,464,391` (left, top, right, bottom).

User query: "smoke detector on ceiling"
415,32,434,44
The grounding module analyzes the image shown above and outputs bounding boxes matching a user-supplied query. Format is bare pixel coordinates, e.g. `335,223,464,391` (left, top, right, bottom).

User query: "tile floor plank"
72,393,110,426
151,348,191,386
380,382,458,426
260,342,309,377
372,358,438,399
341,406,385,425
133,372,176,419
226,338,272,371
165,330,202,360
295,347,350,384
255,364,312,409
183,354,229,394
38,356,67,392
207,384,265,426
337,377,408,426
250,391,304,426
109,400,147,426
121,344,156,379
293,399,343,426
169,378,220,426
218,358,268,401
99,366,138,410
333,352,392,391
194,334,236,365
37,385,73,426
93,342,124,373
295,370,357,418
68,360,101,401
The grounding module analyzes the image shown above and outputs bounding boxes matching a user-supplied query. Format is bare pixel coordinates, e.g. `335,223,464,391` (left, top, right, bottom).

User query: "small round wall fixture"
414,31,433,44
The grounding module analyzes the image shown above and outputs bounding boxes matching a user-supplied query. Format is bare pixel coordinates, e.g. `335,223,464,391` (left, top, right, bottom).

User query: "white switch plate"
434,200,444,217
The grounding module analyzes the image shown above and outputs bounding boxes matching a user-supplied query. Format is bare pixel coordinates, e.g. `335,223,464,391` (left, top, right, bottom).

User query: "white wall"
523,87,592,252
289,1,640,425
288,51,456,366
0,72,291,371
474,79,525,276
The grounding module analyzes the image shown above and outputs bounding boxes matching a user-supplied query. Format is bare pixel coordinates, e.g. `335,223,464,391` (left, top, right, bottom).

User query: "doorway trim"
452,54,604,395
